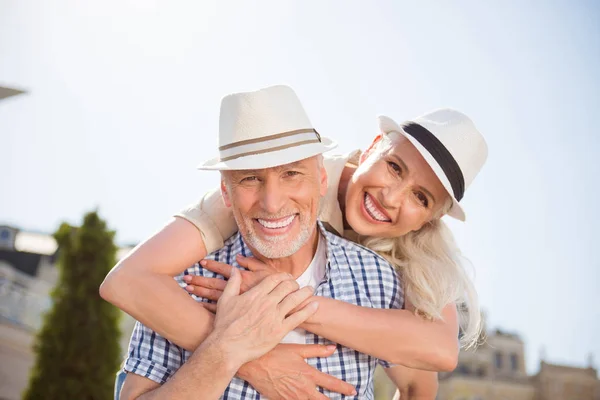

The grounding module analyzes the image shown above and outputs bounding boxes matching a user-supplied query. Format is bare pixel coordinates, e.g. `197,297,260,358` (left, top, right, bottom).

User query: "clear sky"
2,0,599,374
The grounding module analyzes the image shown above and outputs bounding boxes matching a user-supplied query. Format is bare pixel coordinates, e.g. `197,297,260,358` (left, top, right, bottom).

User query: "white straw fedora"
198,85,337,171
378,109,488,221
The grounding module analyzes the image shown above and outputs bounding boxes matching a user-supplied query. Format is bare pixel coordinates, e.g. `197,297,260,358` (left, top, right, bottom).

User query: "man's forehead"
228,158,316,175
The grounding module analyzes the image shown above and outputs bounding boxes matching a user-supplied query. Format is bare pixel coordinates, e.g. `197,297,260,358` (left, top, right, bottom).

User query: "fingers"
251,272,295,295
187,286,223,301
309,391,330,400
185,276,227,291
283,301,319,331
311,370,357,397
278,286,314,316
268,279,300,303
221,267,241,300
200,259,233,278
236,255,265,272
280,343,337,359
200,302,217,313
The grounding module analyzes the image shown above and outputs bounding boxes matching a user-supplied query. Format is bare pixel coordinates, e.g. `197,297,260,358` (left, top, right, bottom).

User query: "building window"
476,366,486,377
456,364,471,376
510,353,518,371
0,227,14,249
494,351,503,369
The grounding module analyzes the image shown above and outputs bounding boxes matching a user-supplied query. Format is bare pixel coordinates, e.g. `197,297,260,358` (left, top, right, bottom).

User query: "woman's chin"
347,212,407,238
347,213,383,236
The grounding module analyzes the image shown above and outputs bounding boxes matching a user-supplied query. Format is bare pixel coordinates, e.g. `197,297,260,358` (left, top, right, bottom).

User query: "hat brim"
378,115,466,221
197,137,338,171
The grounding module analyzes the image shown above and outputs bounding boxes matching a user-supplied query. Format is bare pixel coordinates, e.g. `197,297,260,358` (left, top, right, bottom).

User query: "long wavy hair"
358,133,482,349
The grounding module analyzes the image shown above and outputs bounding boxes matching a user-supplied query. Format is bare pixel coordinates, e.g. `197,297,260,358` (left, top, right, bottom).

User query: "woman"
101,108,487,398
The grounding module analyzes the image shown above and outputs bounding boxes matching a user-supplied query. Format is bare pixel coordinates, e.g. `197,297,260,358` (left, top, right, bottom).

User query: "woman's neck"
338,164,357,230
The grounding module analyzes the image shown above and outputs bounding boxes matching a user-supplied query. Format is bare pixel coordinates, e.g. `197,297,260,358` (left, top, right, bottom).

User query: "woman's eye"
387,161,402,175
415,192,429,207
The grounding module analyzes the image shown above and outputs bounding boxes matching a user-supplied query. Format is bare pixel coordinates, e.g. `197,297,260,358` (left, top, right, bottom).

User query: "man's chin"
246,233,307,258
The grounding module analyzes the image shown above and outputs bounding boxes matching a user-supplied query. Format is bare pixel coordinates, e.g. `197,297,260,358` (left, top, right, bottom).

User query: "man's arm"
121,269,319,400
121,334,241,400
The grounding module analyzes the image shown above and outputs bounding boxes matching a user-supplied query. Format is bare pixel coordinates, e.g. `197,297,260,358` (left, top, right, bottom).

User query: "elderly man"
123,267,320,399
120,85,403,399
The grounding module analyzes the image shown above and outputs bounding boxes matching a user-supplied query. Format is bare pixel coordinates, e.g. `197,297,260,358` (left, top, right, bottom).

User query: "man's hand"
121,269,322,400
238,344,357,399
212,267,319,366
183,255,278,300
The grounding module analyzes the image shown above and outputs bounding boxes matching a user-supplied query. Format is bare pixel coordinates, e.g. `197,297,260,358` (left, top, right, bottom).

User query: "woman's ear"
359,134,385,164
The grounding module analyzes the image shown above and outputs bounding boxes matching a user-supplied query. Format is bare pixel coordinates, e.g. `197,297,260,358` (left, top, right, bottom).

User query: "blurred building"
373,324,599,400
0,224,136,400
437,329,535,400
436,328,600,400
2,222,598,400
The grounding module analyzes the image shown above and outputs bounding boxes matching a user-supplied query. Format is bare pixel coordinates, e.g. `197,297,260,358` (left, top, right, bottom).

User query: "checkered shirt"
124,222,403,399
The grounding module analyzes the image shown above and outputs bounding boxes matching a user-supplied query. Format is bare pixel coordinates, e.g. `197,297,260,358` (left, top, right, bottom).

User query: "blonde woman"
101,108,487,399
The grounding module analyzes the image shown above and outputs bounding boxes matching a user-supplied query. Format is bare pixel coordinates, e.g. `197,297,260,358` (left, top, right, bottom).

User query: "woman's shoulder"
318,150,360,235
323,149,361,173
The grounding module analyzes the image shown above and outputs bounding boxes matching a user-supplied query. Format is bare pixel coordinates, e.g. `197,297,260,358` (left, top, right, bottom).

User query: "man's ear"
220,179,232,208
320,162,328,197
359,134,384,165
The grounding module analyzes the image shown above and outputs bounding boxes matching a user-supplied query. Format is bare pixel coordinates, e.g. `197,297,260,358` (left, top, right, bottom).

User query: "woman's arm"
100,217,214,351
101,217,356,399
385,365,438,400
303,297,459,371
188,259,459,371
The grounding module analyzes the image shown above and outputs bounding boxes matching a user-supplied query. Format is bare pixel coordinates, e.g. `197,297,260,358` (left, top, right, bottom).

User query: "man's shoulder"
322,228,394,270
205,232,247,261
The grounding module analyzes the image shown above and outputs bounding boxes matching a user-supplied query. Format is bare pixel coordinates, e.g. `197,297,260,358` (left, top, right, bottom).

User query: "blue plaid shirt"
124,222,403,399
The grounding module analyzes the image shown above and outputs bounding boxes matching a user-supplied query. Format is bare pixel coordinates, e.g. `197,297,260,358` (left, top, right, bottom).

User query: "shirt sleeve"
377,258,404,368
174,187,238,255
123,320,186,384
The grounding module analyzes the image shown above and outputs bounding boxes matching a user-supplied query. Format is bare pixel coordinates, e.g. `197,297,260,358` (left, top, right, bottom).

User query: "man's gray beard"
246,223,313,259
235,214,314,259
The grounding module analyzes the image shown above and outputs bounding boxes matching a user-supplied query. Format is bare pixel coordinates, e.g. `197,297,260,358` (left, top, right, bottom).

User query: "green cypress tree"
23,211,122,400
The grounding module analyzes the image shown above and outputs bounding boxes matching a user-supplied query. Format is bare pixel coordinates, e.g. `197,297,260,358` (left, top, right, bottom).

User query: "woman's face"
344,133,450,238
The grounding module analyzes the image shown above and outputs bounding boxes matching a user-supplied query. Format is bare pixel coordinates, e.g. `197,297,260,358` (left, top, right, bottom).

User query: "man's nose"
259,179,286,214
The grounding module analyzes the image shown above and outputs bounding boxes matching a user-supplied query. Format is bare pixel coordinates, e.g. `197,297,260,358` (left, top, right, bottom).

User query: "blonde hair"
359,134,482,349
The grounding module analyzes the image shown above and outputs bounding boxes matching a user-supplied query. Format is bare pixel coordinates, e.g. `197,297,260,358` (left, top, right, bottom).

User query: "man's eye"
241,176,258,183
415,192,429,207
387,161,402,175
285,171,301,177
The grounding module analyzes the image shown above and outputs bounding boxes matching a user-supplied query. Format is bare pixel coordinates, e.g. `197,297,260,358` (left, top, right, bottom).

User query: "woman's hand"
183,255,278,301
238,343,357,399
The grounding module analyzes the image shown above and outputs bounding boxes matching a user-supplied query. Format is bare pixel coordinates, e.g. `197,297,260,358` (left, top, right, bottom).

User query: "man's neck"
250,225,321,278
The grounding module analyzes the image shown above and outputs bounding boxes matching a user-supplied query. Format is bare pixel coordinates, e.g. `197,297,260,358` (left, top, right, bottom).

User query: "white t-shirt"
280,232,327,344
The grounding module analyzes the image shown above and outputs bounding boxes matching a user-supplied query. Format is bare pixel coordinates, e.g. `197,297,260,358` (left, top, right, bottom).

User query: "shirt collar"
233,220,337,274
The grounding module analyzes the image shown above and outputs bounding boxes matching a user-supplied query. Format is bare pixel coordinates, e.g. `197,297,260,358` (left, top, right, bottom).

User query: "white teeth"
364,194,390,222
257,215,295,229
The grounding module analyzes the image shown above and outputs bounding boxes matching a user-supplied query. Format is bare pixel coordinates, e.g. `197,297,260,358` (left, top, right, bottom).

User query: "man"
121,85,403,399
118,266,319,399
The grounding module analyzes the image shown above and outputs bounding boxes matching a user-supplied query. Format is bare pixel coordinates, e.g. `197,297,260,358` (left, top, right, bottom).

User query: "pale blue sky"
2,0,599,374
